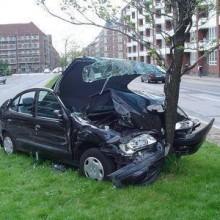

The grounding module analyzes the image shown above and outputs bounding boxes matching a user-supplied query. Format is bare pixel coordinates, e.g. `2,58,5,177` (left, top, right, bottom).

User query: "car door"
33,89,71,161
5,90,36,151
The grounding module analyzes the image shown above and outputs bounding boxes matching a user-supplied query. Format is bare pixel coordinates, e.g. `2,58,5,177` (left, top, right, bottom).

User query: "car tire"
2,133,16,155
141,78,144,82
79,148,115,181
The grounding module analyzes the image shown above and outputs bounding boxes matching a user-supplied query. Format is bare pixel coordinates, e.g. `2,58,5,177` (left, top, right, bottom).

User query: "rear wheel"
79,148,115,181
2,133,15,155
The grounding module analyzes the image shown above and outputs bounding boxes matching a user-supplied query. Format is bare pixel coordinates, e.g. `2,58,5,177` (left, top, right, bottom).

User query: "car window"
18,91,35,115
37,91,61,119
10,97,20,112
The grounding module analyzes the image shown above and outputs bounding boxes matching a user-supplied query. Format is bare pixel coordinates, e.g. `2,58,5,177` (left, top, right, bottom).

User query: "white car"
52,67,62,73
44,68,51,73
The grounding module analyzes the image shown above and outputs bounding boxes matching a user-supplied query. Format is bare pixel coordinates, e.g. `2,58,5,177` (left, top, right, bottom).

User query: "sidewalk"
183,74,220,83
207,126,220,146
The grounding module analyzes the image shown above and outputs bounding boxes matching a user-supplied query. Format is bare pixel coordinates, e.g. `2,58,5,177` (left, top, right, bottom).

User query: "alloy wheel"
3,136,14,154
84,157,104,180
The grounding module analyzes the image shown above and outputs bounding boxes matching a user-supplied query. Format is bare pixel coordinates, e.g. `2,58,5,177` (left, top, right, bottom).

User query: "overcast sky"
0,0,104,54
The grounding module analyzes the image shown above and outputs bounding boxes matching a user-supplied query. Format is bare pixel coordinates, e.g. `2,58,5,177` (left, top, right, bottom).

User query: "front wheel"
79,148,115,181
2,133,16,155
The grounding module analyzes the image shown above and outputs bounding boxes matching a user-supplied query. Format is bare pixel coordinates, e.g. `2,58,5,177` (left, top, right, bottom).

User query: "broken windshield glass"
82,58,166,83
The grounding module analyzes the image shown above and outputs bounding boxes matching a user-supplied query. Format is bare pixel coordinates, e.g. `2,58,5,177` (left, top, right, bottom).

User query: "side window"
18,92,35,115
10,97,20,112
36,91,61,119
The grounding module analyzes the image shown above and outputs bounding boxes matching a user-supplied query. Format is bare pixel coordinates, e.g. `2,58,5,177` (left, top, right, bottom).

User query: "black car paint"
0,57,214,187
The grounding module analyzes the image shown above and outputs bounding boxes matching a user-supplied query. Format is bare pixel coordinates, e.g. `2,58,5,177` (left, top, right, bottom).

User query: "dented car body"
0,57,214,186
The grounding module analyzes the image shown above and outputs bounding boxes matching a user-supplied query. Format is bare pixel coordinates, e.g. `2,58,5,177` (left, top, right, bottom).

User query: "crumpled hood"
86,89,163,131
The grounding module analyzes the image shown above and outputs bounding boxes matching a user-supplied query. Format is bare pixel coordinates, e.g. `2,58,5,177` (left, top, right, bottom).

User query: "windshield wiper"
99,75,111,95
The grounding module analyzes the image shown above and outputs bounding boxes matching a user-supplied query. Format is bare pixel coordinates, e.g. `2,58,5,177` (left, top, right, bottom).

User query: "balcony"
198,39,216,51
155,2,163,9
198,17,208,29
184,42,197,52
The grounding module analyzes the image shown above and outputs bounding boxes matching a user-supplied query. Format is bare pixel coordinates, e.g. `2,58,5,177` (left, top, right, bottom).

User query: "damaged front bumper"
108,119,214,187
174,119,214,156
108,143,165,187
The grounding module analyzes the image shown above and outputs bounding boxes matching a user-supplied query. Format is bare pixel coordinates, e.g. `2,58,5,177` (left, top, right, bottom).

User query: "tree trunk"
164,35,185,155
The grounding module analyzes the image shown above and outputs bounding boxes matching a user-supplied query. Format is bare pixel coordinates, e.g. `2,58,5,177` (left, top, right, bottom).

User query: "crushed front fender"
174,119,214,156
108,143,165,188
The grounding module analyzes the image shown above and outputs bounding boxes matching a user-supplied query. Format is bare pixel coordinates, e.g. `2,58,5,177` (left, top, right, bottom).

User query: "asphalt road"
0,73,56,105
0,73,219,129
129,76,220,129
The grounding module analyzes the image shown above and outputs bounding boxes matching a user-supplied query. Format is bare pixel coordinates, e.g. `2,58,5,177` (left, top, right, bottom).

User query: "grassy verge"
45,75,60,88
0,142,220,219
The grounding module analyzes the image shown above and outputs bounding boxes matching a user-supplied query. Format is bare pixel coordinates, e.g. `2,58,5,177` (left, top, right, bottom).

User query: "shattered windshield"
82,58,166,82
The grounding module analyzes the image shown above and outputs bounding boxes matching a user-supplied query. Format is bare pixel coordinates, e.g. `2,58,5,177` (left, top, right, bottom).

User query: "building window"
156,39,162,48
132,12,135,19
145,29,151,37
140,56,144,62
146,55,151,64
139,19,143,26
133,45,137,53
138,8,143,15
208,50,217,65
128,47,132,53
139,31,144,37
133,57,137,61
208,27,216,41
155,9,161,18
165,20,172,30
156,24,162,33
165,3,172,13
140,44,144,51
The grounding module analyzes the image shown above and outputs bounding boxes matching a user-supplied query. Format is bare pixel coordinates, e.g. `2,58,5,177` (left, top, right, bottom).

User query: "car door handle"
35,124,41,131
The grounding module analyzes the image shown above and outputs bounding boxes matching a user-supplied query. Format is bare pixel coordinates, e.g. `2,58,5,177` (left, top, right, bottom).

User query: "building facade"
122,0,220,77
84,23,126,59
0,22,60,73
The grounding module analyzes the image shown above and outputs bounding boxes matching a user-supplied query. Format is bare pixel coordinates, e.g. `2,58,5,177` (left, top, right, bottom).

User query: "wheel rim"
84,157,104,180
3,136,14,154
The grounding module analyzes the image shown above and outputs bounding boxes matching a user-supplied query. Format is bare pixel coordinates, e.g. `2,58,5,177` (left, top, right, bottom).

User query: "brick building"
122,0,220,77
84,23,126,59
0,22,60,73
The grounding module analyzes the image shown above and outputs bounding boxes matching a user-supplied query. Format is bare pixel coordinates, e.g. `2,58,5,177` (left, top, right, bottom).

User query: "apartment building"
122,0,220,76
0,22,60,73
84,23,126,59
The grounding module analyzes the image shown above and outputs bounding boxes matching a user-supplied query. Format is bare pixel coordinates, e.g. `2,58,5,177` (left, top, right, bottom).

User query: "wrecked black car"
0,57,214,187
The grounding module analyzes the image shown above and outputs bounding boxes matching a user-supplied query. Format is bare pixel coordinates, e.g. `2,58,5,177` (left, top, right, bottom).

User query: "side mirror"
53,109,63,119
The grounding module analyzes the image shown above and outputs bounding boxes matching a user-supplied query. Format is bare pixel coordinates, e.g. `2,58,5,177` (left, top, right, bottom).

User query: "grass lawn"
45,75,60,88
0,142,220,220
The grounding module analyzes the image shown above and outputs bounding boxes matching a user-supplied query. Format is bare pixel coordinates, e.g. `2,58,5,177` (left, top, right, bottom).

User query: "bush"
0,61,12,76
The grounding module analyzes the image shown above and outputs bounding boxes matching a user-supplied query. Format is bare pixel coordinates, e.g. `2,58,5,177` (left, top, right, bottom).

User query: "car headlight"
119,134,157,155
175,120,194,130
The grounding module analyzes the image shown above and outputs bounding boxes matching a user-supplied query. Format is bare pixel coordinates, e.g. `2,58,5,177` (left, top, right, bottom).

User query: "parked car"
52,67,62,74
0,57,214,187
44,68,51,73
141,65,166,83
0,76,7,85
